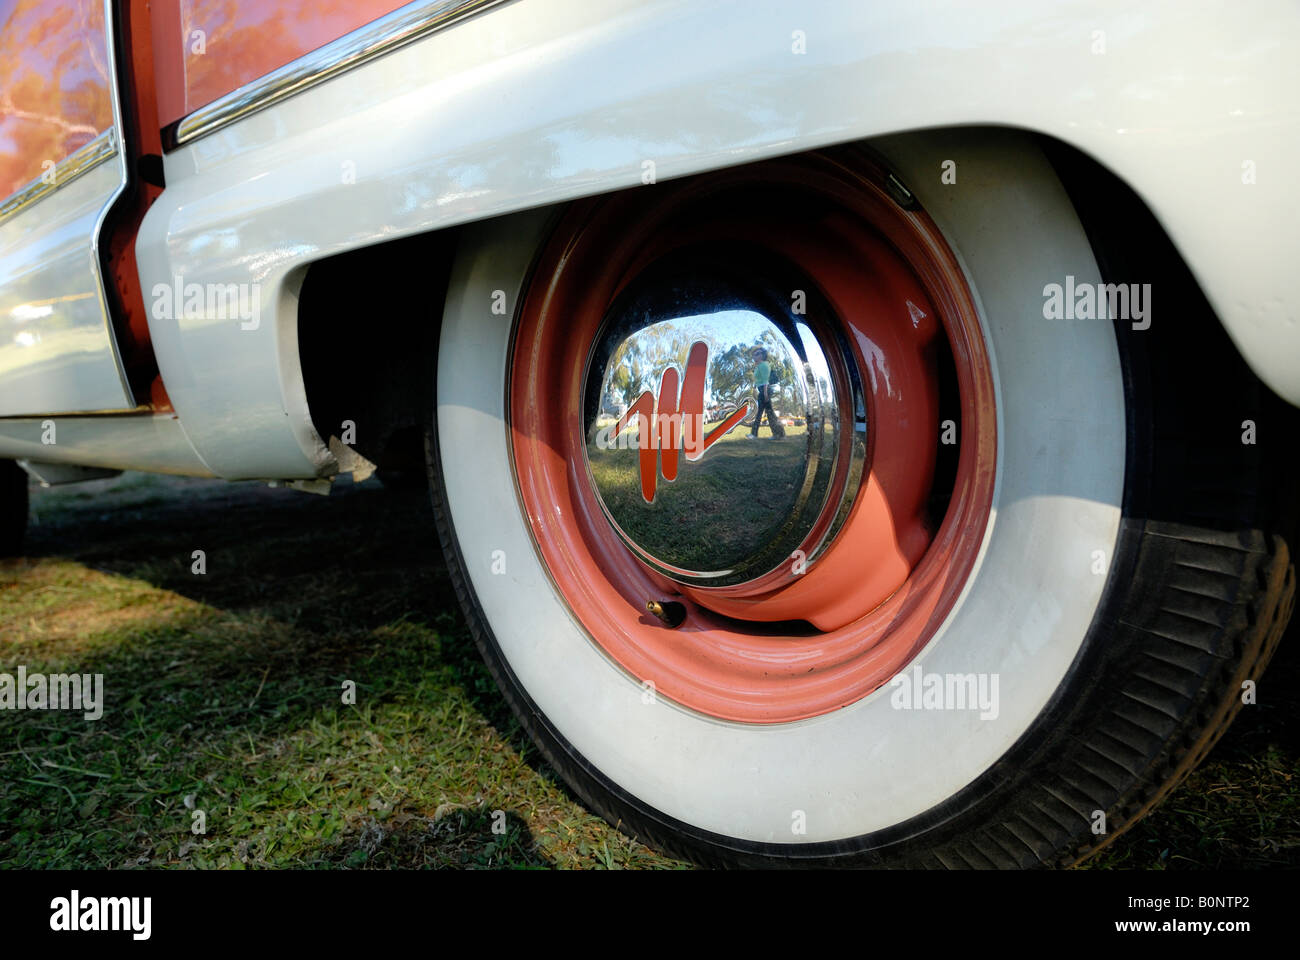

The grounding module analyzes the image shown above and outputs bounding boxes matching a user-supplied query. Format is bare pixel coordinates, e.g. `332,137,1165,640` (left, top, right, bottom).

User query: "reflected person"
747,346,784,438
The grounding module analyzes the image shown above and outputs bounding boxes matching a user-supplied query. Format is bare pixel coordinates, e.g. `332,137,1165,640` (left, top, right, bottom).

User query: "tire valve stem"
646,599,687,629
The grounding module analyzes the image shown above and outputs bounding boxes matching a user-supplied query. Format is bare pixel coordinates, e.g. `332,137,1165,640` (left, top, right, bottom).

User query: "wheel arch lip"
133,0,1299,480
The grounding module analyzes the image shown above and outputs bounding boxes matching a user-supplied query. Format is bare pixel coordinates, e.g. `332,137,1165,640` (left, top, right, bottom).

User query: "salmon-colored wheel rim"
509,150,996,723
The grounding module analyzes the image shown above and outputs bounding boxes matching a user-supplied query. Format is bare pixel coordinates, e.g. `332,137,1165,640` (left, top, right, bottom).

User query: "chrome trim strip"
92,0,138,404
169,0,511,149
0,129,117,225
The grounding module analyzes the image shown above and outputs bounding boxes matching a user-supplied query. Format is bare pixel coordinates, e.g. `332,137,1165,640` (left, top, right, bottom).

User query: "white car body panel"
0,157,134,416
0,413,212,476
4,0,1296,475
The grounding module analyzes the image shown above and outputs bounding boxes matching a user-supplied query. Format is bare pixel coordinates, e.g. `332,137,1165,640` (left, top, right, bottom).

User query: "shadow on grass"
2,471,1295,869
1,474,678,869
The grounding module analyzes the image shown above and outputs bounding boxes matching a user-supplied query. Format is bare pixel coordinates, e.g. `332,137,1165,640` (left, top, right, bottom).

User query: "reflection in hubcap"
583,254,865,589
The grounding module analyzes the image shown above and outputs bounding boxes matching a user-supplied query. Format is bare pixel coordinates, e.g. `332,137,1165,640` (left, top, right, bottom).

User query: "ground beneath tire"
1,472,1295,869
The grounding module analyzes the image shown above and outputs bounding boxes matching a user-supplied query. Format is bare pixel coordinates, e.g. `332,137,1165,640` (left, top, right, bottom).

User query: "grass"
1,470,1296,869
1,473,686,869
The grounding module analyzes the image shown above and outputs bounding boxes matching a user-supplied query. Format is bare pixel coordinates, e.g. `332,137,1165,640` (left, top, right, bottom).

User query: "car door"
0,0,134,415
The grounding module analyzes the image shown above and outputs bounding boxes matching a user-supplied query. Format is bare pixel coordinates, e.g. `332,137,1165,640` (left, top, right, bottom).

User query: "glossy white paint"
435,132,1126,840
0,155,134,417
0,413,212,476
128,0,1295,478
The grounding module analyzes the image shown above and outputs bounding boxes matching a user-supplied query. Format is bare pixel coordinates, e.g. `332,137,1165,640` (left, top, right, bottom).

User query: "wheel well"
297,228,457,479
1039,131,1300,541
293,130,1294,501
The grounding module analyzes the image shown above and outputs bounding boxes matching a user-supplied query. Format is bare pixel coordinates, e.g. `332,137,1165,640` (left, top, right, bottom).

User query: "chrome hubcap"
582,251,866,590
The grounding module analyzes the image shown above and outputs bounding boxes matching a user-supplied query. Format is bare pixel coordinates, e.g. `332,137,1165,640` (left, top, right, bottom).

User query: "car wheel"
426,129,1295,866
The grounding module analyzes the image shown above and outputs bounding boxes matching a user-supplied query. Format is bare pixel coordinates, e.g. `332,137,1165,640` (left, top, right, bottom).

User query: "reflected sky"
161,0,408,124
601,308,835,418
0,0,111,197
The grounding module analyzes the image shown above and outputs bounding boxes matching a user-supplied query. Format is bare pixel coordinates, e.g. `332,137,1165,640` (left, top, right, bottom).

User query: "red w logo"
611,340,750,502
